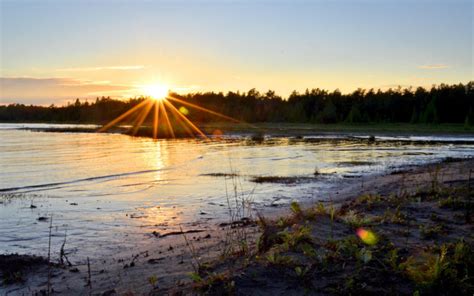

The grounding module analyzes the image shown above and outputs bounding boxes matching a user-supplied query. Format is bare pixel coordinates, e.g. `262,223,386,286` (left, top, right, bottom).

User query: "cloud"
418,64,450,70
0,77,134,105
56,65,147,72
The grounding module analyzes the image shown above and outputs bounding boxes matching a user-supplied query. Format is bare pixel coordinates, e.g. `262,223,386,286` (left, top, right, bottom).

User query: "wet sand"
1,158,473,295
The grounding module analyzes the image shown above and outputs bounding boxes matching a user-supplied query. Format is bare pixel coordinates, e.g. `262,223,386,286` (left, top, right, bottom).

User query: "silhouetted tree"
0,82,472,125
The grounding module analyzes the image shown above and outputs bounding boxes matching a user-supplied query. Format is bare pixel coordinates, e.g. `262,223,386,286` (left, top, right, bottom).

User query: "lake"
1,123,473,262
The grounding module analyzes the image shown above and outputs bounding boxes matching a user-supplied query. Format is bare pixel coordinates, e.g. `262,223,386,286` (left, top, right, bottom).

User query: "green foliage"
290,201,302,216
147,275,158,288
438,196,465,209
356,194,382,209
400,242,474,294
189,272,203,283
401,246,449,286
315,202,326,215
387,248,400,271
300,243,317,259
266,251,294,266
355,248,373,264
382,206,408,224
278,225,313,250
419,224,443,240
341,210,373,228
294,266,310,278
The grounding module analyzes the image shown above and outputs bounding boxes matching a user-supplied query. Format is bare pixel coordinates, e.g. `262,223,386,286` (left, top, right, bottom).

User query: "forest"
1,82,473,125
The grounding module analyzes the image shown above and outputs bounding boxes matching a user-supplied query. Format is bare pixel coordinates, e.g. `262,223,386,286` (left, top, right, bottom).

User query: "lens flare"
356,228,378,245
179,106,189,115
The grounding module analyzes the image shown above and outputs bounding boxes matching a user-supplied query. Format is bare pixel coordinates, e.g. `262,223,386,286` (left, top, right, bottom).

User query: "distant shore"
1,158,473,295
5,122,474,143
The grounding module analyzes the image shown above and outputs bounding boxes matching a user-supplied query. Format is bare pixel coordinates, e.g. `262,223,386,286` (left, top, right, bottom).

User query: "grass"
186,168,474,295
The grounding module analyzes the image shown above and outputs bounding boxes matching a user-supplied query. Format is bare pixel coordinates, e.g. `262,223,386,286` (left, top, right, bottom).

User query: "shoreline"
1,158,473,295
2,122,474,140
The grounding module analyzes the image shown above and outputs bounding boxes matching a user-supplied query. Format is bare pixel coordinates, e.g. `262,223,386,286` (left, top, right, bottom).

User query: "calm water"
1,123,474,261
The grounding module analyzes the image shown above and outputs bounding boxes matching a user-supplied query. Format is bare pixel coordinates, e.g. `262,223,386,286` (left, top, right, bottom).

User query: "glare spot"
179,106,189,115
356,228,378,245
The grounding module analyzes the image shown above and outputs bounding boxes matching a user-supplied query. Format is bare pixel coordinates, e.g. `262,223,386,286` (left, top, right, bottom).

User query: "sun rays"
98,90,242,139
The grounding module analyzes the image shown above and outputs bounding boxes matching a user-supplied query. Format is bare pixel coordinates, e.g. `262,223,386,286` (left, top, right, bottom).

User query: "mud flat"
1,159,473,295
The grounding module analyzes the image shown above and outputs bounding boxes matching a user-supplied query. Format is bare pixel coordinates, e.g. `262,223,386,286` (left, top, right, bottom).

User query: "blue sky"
1,0,472,104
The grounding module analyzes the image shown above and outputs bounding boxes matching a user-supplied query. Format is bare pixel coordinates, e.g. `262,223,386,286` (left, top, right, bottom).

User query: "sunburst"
142,84,168,101
98,85,242,139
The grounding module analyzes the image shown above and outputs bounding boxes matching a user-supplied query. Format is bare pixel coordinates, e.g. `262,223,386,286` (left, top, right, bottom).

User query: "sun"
142,84,169,100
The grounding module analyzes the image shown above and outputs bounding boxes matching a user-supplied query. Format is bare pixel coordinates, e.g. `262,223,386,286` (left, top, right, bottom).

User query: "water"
1,123,473,261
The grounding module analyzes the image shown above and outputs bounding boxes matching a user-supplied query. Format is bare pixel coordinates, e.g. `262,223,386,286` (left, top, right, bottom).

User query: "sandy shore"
1,159,473,295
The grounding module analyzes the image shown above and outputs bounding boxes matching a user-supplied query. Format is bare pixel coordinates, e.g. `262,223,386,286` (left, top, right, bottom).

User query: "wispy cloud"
418,64,450,70
0,77,134,105
56,65,147,72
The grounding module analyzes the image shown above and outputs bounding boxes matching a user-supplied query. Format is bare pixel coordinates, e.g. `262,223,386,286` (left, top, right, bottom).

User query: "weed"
341,210,373,228
400,241,474,294
147,275,158,289
419,224,443,240
294,265,310,278
428,165,441,193
355,194,382,209
382,205,408,224
438,196,464,209
300,243,317,259
179,225,201,272
355,247,373,264
315,202,326,215
387,248,400,271
221,164,256,258
290,201,302,217
278,224,312,251
265,251,294,266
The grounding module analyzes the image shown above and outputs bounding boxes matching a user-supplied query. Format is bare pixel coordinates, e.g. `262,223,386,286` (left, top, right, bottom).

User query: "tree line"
1,82,473,125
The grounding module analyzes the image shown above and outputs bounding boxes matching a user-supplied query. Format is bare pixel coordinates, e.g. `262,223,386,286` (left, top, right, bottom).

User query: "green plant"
329,203,336,239
315,202,326,215
400,246,449,287
278,225,312,250
438,196,464,209
300,243,317,259
189,272,203,283
147,275,158,288
428,165,441,193
341,210,373,228
387,248,400,271
355,247,373,264
290,201,302,217
294,265,310,278
266,251,294,266
419,224,443,240
382,205,408,224
356,194,382,209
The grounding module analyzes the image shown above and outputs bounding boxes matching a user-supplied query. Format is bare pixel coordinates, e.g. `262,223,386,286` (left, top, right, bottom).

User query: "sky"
0,0,472,105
